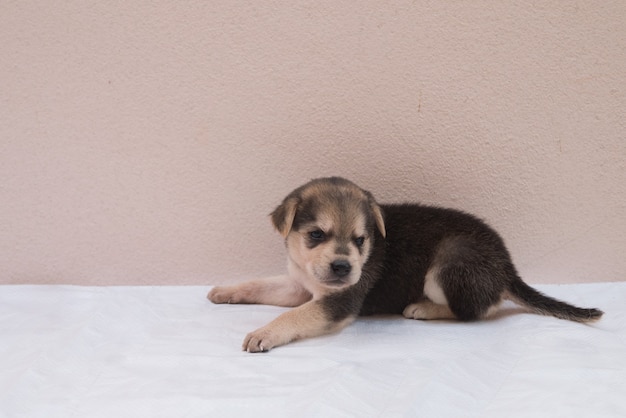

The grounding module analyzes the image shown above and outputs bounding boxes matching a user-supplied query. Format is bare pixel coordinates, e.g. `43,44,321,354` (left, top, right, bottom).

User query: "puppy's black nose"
331,260,351,277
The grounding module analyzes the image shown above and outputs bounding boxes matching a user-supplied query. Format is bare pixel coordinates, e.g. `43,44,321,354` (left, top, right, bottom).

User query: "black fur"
320,202,603,323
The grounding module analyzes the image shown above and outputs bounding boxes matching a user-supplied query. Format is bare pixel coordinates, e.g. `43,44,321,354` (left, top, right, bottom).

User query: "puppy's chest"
358,241,429,316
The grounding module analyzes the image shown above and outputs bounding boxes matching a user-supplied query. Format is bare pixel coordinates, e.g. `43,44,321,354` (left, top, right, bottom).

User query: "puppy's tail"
506,279,603,323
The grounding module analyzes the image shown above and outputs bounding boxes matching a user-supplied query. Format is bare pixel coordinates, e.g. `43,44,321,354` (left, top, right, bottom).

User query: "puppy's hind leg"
208,275,311,307
438,264,504,321
403,267,457,320
403,299,457,320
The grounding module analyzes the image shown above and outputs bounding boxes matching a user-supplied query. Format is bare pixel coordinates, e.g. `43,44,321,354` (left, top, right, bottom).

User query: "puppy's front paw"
207,286,238,304
242,327,280,353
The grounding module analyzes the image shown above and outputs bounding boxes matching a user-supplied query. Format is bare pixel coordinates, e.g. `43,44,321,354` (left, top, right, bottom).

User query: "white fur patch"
423,267,448,306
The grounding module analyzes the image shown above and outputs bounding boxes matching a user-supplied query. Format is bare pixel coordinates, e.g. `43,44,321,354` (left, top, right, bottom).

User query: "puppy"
208,177,603,352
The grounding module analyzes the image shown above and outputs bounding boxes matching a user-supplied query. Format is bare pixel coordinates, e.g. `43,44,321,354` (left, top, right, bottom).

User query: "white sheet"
0,283,624,417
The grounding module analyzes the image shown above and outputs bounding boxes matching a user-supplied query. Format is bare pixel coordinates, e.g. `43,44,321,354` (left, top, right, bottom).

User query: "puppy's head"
271,177,385,289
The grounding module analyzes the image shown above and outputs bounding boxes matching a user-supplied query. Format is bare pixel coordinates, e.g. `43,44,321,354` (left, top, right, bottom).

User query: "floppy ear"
364,191,386,238
270,197,299,238
370,201,386,238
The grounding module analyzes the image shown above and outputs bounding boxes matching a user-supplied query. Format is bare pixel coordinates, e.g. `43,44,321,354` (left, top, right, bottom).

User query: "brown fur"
208,177,603,352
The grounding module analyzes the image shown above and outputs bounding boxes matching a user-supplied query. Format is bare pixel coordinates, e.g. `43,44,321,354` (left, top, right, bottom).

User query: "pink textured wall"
1,2,625,285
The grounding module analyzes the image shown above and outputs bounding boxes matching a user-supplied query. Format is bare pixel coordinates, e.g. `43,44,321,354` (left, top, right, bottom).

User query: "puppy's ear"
270,197,299,238
366,192,386,238
371,202,386,238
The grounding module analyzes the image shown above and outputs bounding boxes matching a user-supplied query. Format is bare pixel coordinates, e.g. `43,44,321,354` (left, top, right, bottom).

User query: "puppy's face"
271,177,385,290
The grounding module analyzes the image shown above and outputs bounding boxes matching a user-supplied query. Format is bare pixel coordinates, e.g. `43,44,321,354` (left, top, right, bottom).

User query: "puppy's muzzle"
331,260,352,277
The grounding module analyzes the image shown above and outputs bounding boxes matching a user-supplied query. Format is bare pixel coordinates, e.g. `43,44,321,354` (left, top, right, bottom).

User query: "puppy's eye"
309,230,325,241
354,236,365,247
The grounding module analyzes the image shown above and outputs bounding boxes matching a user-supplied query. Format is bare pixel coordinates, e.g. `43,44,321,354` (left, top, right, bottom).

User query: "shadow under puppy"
208,177,603,353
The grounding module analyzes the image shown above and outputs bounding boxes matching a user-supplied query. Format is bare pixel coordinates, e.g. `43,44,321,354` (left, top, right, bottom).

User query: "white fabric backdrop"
1,283,623,417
